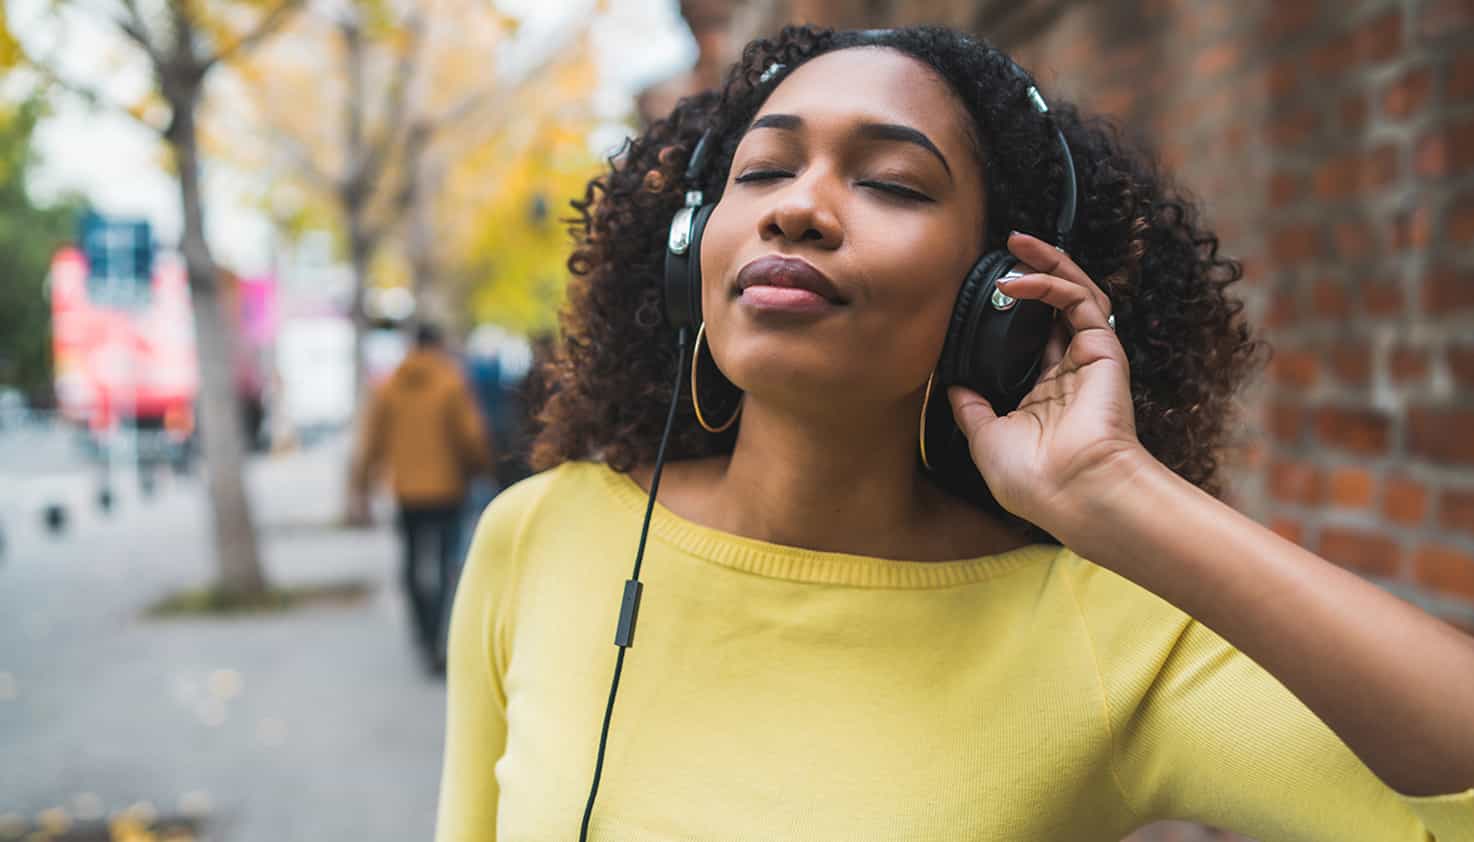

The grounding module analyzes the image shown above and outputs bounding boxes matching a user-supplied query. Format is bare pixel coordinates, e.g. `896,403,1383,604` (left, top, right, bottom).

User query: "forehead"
753,47,977,157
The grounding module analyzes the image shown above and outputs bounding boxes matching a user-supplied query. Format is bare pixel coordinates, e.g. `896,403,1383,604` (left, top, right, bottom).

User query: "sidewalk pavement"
0,434,450,841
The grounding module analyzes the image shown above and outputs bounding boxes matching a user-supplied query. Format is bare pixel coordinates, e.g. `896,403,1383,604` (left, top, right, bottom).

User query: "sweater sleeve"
1064,552,1474,841
433,475,543,842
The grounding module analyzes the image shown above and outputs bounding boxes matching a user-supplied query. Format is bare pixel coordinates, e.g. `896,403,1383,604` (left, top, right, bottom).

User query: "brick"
1382,66,1434,120
1241,439,1269,473
1314,406,1392,455
1328,466,1376,508
1363,281,1405,316
1161,142,1186,170
1419,0,1474,40
1270,347,1319,388
1440,487,1474,535
1266,58,1300,99
1382,473,1429,526
1388,343,1430,384
1408,407,1474,465
1447,343,1474,389
1094,87,1136,118
1269,517,1305,545
1239,254,1265,287
1390,205,1432,250
1315,153,1361,199
1194,43,1239,78
1333,219,1376,260
1320,526,1400,577
1447,193,1474,244
1312,278,1353,319
1268,401,1306,443
1268,110,1318,148
1415,114,1474,178
1225,124,1247,155
1311,33,1357,77
1265,289,1298,328
1270,459,1324,504
1354,10,1404,62
1451,51,1474,101
1263,2,1319,40
1423,264,1474,314
1269,170,1306,208
1362,143,1400,189
1412,544,1474,603
1327,339,1371,383
1269,222,1320,264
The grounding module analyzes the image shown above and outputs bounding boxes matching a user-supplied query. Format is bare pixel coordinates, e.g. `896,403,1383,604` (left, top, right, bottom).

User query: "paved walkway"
0,433,449,841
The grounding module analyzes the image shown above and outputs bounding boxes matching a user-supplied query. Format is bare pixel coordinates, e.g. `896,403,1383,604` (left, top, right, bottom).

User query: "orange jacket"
353,348,493,507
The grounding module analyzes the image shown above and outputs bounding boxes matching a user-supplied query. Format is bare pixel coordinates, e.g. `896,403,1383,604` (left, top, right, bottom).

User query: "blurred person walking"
353,323,493,674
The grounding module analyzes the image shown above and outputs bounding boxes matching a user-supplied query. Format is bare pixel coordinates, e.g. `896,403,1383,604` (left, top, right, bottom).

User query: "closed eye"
734,170,792,184
859,181,934,202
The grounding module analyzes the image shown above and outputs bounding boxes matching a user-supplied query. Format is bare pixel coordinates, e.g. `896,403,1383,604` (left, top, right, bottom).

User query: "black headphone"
579,51,1080,840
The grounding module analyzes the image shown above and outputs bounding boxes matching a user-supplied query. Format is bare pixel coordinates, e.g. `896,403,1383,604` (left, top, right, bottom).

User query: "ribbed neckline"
594,461,1061,589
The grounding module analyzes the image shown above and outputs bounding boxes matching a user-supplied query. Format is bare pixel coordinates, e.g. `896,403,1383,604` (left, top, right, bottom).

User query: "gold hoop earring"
691,322,742,433
919,368,936,471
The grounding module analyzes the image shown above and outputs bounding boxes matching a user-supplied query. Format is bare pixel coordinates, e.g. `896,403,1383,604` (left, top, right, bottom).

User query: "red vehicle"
49,244,199,469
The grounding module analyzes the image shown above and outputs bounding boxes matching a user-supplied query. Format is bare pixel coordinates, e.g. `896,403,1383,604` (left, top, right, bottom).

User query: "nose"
757,170,844,249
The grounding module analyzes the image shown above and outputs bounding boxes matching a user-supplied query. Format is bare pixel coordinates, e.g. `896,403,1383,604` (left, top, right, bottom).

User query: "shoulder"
456,461,615,632
1054,548,1197,666
467,460,610,550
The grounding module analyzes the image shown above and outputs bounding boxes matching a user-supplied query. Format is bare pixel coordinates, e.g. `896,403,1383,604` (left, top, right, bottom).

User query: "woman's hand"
946,231,1149,533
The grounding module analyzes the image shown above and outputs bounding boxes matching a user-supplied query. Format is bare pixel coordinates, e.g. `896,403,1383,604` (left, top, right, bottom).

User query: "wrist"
1051,446,1161,556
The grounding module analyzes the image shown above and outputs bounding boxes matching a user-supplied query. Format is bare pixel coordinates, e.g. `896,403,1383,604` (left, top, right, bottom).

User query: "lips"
735,255,848,305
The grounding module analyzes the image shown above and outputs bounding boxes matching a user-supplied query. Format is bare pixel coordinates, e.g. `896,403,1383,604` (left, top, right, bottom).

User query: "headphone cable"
579,324,692,841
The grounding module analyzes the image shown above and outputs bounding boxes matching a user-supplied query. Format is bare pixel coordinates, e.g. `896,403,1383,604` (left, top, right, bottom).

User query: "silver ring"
1107,314,1116,331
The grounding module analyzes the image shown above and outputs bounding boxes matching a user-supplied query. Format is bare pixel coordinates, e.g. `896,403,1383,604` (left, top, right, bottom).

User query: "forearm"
1057,450,1474,797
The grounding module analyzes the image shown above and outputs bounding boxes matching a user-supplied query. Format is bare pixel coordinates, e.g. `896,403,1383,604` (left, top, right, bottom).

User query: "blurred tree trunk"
161,9,268,597
174,105,266,594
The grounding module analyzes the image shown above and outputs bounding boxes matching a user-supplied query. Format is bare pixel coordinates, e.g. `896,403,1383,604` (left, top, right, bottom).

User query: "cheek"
858,229,970,339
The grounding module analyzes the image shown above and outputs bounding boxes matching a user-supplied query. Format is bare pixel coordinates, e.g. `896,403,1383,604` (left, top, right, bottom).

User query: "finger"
1040,312,1068,373
1006,231,1112,317
994,270,1114,338
947,386,998,437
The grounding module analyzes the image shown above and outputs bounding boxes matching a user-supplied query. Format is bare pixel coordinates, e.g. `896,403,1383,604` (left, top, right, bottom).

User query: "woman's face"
699,46,987,413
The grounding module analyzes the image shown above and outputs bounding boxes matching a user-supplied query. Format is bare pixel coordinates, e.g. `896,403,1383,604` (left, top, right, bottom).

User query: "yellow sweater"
435,461,1474,841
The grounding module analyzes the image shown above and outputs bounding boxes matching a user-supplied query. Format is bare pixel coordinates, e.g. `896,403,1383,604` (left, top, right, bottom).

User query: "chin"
721,341,825,389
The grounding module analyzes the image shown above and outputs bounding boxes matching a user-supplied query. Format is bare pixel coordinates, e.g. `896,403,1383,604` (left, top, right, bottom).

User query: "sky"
11,0,696,276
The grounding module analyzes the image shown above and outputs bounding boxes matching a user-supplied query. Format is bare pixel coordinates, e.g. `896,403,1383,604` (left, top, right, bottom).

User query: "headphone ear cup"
925,249,1055,503
938,251,1014,385
937,250,1053,415
663,203,716,331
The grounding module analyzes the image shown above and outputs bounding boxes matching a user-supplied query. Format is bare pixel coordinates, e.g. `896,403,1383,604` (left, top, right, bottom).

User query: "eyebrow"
747,113,953,178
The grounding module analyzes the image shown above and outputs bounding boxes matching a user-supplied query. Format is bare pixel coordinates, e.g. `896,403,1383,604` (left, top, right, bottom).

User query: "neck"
702,393,949,559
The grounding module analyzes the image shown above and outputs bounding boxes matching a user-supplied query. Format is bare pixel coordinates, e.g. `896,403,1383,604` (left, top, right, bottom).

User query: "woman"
435,25,1474,841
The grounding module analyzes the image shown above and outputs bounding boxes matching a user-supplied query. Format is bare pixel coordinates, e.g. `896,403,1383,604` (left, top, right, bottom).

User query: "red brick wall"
690,0,1474,634
1000,0,1474,639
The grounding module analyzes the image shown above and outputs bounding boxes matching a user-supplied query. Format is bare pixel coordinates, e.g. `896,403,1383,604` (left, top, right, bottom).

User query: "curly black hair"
528,23,1269,542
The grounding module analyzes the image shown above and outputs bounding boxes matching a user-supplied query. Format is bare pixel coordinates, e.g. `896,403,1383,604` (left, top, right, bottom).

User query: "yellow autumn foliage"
446,33,609,335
